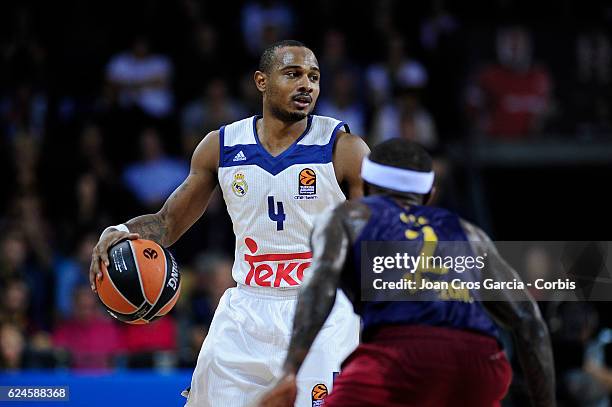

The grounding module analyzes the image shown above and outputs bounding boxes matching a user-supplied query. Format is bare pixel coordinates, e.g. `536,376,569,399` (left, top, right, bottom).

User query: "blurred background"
0,0,611,405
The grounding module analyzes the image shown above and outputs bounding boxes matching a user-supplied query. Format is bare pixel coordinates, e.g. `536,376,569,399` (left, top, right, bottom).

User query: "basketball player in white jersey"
89,40,369,406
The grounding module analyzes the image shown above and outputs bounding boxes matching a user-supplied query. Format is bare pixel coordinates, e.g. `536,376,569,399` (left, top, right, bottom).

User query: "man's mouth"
292,94,312,109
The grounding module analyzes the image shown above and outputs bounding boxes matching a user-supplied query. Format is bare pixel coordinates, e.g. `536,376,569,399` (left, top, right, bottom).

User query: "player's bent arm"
333,132,370,200
90,131,220,291
126,131,220,247
461,220,556,407
282,205,351,375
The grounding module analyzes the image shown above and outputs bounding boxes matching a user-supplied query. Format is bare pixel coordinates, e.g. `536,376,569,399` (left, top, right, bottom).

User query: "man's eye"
310,75,319,82
286,72,296,77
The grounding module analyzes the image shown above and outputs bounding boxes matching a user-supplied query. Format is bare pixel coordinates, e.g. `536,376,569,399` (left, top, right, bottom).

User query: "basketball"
95,239,181,324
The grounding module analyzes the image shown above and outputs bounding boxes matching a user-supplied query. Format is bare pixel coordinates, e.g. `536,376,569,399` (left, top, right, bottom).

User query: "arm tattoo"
125,206,169,246
125,179,193,246
283,211,349,374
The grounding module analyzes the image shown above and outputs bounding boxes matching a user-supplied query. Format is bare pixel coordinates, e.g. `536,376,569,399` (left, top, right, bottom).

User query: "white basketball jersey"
217,115,348,288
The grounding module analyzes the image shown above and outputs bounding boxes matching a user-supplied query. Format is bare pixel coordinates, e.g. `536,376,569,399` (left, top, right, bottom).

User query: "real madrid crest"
232,172,248,197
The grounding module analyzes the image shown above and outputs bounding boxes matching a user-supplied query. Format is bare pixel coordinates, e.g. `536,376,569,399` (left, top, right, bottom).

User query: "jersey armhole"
219,125,226,168
327,121,349,162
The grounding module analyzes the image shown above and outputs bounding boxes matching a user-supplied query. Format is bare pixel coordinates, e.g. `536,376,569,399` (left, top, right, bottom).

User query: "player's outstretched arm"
461,220,556,407
282,206,350,375
257,206,351,407
333,132,370,199
89,131,219,292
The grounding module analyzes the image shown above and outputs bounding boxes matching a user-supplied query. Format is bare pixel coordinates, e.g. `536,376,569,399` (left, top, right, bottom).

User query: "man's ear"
254,71,266,93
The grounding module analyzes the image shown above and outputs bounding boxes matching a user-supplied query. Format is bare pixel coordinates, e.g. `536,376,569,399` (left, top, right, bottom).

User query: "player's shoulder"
332,130,370,175
334,130,368,150
324,112,368,155
192,129,221,172
220,115,258,146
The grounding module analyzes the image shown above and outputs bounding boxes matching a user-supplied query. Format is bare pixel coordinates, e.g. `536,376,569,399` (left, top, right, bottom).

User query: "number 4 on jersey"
268,196,286,231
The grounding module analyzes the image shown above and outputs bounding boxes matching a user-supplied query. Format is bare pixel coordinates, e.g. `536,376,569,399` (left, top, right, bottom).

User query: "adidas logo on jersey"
233,151,247,162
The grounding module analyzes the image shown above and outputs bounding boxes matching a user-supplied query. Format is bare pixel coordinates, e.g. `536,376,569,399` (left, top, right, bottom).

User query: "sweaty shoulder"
333,131,370,197
191,130,220,174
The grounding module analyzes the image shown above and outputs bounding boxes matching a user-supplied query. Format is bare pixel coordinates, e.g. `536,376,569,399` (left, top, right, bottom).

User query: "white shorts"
184,284,360,407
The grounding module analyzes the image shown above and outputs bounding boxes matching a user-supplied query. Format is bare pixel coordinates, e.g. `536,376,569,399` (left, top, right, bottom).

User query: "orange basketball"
95,239,180,324
299,168,316,186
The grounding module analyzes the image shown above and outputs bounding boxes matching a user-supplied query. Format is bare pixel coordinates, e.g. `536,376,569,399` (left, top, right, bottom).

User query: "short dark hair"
259,40,308,73
369,139,432,172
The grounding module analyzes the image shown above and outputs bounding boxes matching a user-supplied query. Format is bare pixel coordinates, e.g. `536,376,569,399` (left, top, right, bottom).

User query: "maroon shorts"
325,325,512,407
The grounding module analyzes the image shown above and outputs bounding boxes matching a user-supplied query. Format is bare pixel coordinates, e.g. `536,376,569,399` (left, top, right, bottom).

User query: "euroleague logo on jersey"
311,383,328,406
295,168,317,200
232,172,248,197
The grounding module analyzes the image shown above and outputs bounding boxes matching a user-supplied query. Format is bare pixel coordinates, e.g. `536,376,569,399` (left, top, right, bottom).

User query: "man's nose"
297,76,313,93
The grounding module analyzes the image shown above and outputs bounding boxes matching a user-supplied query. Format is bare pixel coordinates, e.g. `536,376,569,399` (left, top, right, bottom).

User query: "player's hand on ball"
89,227,139,292
257,374,297,407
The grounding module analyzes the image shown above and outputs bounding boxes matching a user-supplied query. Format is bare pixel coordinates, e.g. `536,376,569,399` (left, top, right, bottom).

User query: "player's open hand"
256,374,297,407
89,227,139,292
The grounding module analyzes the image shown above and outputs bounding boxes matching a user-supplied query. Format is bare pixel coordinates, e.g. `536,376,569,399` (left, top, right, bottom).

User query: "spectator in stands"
0,278,31,334
54,233,98,320
122,127,189,209
0,83,47,140
319,30,361,96
573,28,612,135
12,132,40,193
0,322,26,370
122,315,177,369
316,71,366,136
77,124,113,183
365,34,428,107
181,79,245,157
241,0,293,57
0,225,52,332
52,286,123,370
58,124,137,236
371,86,437,149
466,26,552,139
187,252,234,329
240,72,263,116
177,22,222,102
105,36,174,118
548,302,608,406
524,246,554,302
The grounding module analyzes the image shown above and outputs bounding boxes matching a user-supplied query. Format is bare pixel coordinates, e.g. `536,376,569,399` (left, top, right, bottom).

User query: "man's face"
262,46,320,122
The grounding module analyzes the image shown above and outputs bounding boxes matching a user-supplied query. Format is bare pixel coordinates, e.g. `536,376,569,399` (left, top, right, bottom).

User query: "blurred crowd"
1,0,611,405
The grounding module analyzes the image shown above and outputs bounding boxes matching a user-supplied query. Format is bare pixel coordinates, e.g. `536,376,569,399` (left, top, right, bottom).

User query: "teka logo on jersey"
243,238,311,287
311,383,328,406
295,168,318,200
143,248,158,259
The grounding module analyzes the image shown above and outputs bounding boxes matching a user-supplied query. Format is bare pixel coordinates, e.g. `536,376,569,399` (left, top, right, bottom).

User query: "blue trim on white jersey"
219,125,226,168
252,115,313,162
221,144,331,175
327,121,349,162
219,115,346,176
